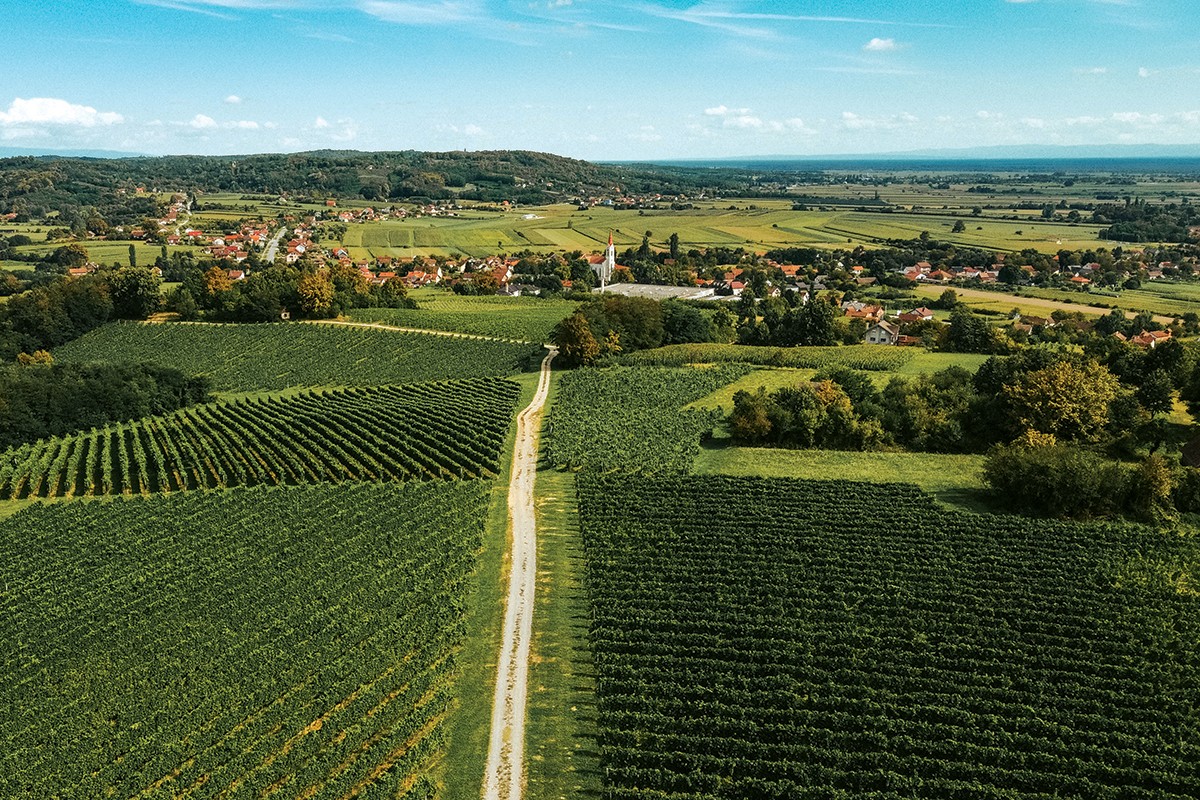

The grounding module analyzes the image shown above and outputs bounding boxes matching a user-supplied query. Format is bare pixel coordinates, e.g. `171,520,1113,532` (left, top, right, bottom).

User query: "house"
66,267,90,278
864,321,900,345
227,269,246,282
1130,329,1172,348
897,306,934,324
843,302,885,321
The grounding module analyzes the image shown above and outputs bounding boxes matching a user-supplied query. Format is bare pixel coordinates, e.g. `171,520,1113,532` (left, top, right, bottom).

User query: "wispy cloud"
863,37,898,52
357,0,485,26
638,3,956,32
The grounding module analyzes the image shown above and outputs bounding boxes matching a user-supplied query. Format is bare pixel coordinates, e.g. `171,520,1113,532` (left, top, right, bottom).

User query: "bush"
984,444,1129,519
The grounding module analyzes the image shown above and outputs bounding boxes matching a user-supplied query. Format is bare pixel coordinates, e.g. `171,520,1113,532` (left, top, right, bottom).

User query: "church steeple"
597,231,615,291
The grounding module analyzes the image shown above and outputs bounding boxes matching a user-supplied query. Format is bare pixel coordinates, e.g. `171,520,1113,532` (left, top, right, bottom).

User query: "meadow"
349,292,578,343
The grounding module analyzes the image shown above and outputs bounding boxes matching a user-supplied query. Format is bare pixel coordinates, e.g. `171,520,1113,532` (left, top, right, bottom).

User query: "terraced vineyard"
0,480,490,799
349,294,578,343
622,342,917,371
0,379,519,499
544,365,749,473
54,322,541,390
578,473,1200,799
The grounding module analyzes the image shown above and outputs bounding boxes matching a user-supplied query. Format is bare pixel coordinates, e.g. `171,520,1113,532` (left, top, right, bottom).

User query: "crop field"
348,293,578,342
326,200,1117,259
0,379,518,499
621,342,917,371
544,365,749,473
577,473,1200,799
0,480,490,799
54,322,541,390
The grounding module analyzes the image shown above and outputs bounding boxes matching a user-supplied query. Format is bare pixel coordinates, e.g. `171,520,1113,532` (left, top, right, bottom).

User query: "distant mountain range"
0,146,148,159
634,143,1200,169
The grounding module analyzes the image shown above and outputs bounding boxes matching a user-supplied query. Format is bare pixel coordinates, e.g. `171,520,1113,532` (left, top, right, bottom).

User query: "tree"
203,265,233,297
554,312,600,367
51,243,89,269
728,389,774,442
951,219,966,233
1137,368,1175,416
933,289,959,310
297,268,335,316
107,267,161,319
128,244,137,268
945,306,998,353
668,232,680,260
1003,359,1122,442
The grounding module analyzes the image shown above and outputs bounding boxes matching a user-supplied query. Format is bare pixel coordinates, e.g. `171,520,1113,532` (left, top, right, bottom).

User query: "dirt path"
482,347,556,800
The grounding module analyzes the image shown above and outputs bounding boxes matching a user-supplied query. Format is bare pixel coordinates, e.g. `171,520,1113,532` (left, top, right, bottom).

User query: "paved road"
482,347,556,800
264,225,287,263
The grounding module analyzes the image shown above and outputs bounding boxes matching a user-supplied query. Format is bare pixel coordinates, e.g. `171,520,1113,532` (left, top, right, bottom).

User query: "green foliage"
946,305,1006,353
545,365,749,472
984,443,1131,518
0,480,488,798
0,361,211,449
0,273,114,358
106,266,162,319
0,379,518,499
578,473,1200,799
54,322,540,390
621,342,916,371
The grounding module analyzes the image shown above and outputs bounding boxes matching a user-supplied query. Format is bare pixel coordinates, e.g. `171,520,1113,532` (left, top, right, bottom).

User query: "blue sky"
0,0,1197,159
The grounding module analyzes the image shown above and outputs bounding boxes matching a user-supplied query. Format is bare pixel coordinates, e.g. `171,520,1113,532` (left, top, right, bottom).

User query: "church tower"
596,231,616,291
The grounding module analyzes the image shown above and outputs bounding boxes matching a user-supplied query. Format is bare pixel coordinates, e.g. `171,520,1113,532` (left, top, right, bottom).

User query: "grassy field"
911,283,1177,324
694,446,992,513
348,292,578,343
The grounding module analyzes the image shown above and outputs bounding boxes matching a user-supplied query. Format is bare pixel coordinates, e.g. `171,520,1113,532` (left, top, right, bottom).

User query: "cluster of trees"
168,262,414,323
553,295,727,366
1094,198,1198,243
732,345,1188,455
0,360,212,449
0,267,161,359
728,341,1200,518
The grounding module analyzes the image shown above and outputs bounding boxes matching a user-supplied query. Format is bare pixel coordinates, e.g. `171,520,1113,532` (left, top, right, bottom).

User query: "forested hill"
0,149,762,212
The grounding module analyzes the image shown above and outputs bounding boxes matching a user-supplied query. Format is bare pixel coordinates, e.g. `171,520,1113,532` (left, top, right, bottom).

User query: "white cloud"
1074,66,1107,75
463,123,485,136
224,94,242,104
314,116,330,128
189,114,218,129
863,37,897,52
840,111,918,131
227,120,260,129
704,105,751,117
1138,66,1153,78
726,115,764,129
0,97,123,127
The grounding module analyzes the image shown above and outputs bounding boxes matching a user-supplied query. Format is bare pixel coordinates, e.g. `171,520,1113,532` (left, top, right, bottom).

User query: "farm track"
482,346,556,800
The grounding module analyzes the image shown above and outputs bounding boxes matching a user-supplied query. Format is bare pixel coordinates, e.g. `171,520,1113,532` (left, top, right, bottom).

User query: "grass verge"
526,461,602,800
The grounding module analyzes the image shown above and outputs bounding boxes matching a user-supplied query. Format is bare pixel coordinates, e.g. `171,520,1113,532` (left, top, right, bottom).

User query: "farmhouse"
863,321,900,345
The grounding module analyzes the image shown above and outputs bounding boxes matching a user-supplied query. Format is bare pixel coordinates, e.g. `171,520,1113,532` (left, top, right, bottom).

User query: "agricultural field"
348,293,578,343
0,480,491,799
53,321,542,390
577,473,1200,799
0,379,519,499
621,342,917,371
544,364,750,473
327,201,1116,260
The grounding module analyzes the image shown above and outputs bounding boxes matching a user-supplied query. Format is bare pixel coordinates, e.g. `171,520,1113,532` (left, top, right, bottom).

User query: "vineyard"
621,342,916,371
0,480,490,799
0,378,519,499
348,294,578,343
54,322,542,390
577,473,1200,799
544,365,750,473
